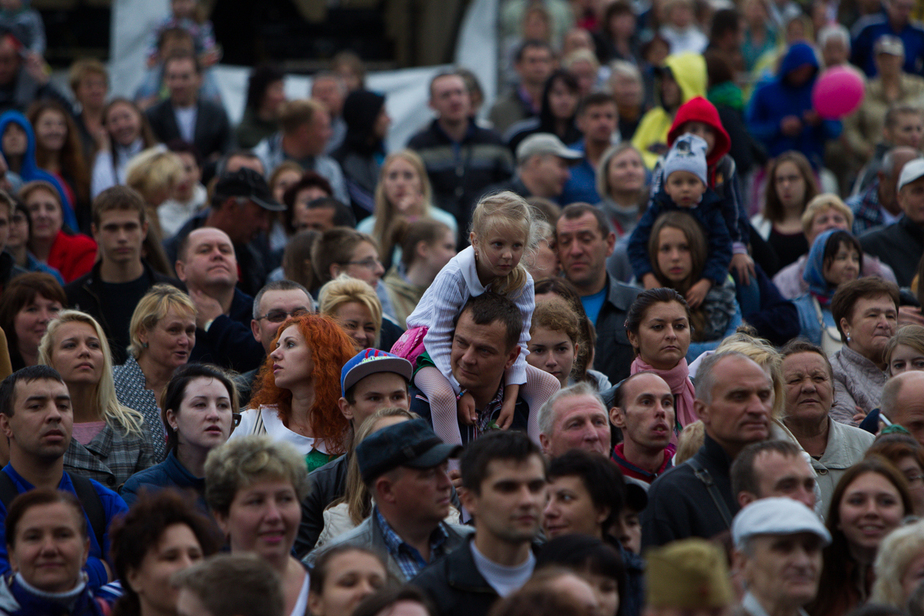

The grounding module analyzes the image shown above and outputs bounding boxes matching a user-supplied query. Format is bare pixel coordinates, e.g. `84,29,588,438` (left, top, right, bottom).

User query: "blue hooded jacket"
0,111,77,230
746,43,842,169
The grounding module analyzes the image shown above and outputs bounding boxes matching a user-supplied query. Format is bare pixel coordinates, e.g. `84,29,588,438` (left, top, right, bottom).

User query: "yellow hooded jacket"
631,52,707,169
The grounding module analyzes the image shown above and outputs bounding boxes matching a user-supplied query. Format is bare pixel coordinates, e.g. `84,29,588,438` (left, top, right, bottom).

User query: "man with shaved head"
610,372,676,486
880,371,924,447
164,167,285,296
175,227,264,372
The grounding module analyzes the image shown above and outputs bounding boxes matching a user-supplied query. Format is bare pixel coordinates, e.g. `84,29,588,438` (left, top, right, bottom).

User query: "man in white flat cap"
732,497,831,616
493,133,582,200
860,156,924,286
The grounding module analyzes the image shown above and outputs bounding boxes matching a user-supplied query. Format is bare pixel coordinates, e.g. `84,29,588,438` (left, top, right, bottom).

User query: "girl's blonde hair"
125,147,184,205
39,310,145,436
469,191,535,297
675,420,704,464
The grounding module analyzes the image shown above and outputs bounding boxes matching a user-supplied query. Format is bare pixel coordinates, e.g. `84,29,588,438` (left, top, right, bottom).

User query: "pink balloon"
812,66,865,119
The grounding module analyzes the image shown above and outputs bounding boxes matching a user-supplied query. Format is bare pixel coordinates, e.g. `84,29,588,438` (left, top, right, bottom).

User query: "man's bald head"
882,147,920,200
882,371,924,446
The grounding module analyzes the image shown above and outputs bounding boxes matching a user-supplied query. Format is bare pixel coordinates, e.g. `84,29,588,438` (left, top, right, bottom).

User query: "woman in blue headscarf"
795,228,863,350
0,110,77,230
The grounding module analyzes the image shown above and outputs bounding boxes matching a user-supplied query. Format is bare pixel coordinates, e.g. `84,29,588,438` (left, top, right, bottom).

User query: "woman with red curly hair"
232,314,356,471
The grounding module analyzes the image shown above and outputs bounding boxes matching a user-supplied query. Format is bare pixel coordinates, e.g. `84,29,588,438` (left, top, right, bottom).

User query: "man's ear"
610,407,626,429
694,399,708,423
539,433,551,455
91,223,99,243
330,263,342,280
175,259,187,281
731,547,747,580
605,231,617,257
595,505,611,527
140,220,149,243
251,319,261,342
576,113,588,134
374,475,396,504
505,345,521,371
459,484,478,516
0,412,12,441
338,397,354,421
738,491,757,509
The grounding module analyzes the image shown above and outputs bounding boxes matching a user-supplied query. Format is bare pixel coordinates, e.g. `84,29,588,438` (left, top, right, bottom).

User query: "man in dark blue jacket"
851,0,924,77
0,366,128,590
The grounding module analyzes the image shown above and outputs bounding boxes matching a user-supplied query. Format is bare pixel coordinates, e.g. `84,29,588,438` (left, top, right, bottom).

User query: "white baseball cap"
898,158,924,192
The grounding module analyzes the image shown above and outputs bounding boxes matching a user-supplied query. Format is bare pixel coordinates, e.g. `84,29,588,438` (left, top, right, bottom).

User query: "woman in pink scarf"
625,288,698,431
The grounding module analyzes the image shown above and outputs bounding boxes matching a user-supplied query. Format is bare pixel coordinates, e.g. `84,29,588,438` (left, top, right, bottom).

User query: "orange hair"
251,314,356,453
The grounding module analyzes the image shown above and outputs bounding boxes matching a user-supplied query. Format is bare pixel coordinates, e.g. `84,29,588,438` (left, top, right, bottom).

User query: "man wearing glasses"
234,280,315,405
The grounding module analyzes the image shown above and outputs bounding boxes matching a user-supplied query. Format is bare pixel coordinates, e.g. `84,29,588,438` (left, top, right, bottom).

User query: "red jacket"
48,230,97,283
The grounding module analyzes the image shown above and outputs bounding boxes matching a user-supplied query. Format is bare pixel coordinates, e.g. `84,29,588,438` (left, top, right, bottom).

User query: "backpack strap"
0,471,18,511
67,472,106,551
687,457,733,528
0,470,105,550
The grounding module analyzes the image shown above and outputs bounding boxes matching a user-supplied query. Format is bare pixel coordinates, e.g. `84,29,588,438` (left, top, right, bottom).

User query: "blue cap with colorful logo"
340,349,414,397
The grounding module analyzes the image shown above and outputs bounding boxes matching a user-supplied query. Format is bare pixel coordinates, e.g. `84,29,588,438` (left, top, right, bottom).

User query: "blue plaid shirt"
462,385,506,444
848,180,889,235
375,508,449,580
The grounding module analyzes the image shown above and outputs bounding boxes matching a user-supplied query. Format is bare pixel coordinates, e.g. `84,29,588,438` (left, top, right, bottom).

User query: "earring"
142,342,149,348
846,333,851,342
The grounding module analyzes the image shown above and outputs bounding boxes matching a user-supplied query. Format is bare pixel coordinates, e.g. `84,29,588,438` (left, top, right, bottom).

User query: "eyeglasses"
256,307,310,323
342,258,382,270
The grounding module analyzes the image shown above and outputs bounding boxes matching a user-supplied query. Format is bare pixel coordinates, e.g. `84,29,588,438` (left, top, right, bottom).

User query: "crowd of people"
1,0,924,613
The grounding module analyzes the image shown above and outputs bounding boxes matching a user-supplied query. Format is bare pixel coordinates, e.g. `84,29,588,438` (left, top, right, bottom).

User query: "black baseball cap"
357,418,462,484
213,168,285,212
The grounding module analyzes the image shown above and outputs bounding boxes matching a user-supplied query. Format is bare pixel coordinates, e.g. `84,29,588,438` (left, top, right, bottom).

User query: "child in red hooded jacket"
649,96,755,285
